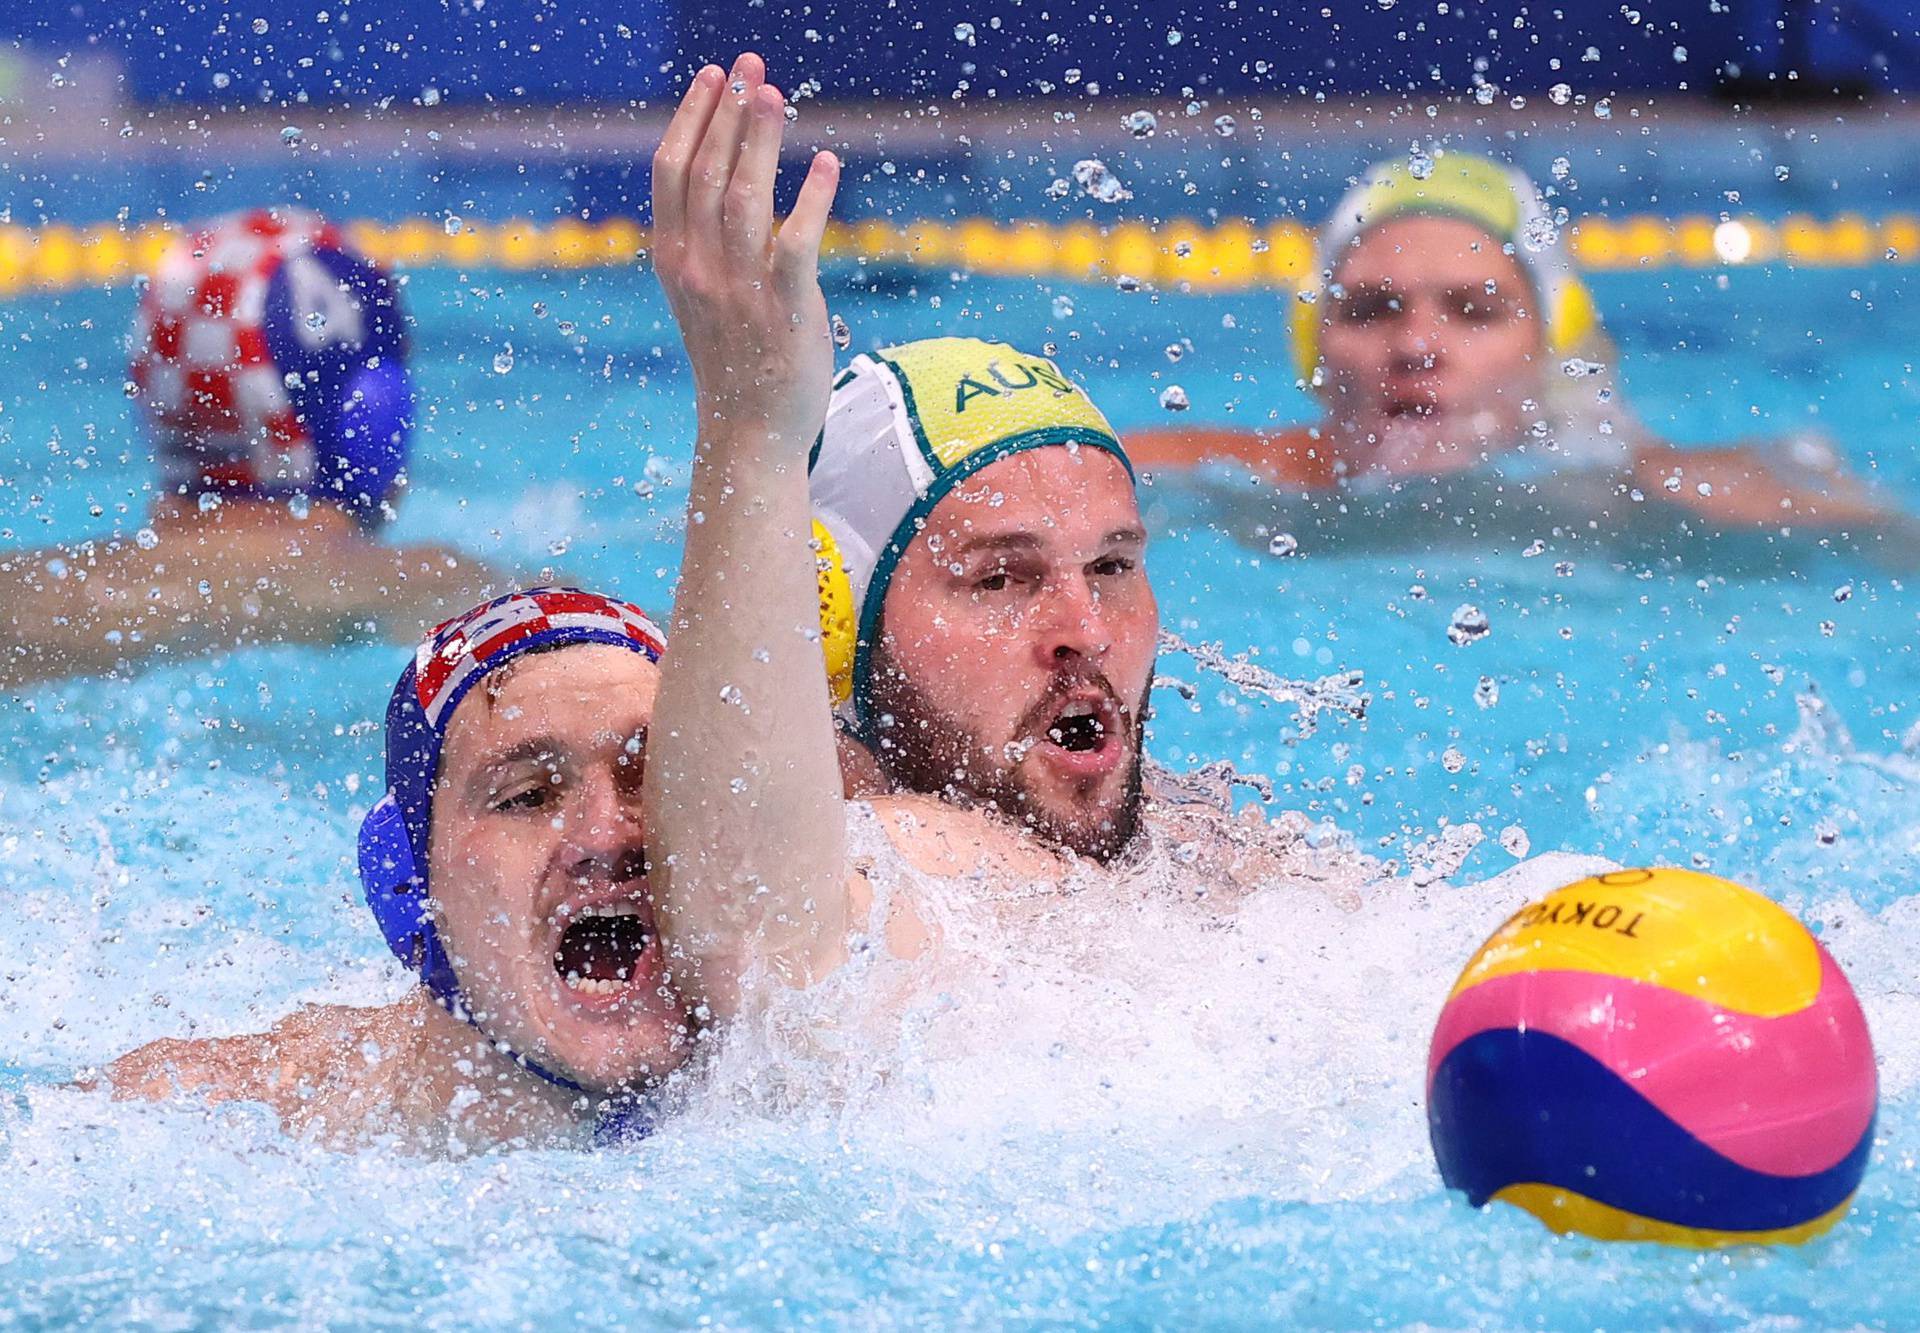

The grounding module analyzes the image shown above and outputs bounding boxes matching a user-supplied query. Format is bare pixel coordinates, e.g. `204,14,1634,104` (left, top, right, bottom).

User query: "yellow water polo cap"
807,336,1132,727
1291,151,1599,385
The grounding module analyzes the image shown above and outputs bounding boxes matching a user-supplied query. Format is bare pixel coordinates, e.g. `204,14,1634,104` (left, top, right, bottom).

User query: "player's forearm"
646,426,848,1013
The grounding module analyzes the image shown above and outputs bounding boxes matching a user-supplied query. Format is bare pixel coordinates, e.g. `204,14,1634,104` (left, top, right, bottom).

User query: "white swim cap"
808,336,1131,727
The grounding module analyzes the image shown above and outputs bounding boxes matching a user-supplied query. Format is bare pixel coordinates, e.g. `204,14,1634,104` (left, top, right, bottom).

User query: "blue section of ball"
1429,1029,1872,1233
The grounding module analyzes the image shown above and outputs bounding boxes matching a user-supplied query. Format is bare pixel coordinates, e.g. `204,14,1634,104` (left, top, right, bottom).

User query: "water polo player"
1127,152,1896,544
637,56,1358,1021
0,207,501,684
107,587,692,1148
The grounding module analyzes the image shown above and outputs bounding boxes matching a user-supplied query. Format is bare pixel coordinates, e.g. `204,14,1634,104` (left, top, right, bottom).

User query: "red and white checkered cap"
413,587,667,731
130,207,343,493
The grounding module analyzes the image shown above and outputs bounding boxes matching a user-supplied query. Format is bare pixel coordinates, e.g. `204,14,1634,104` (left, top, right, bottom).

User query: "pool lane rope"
2,212,1914,293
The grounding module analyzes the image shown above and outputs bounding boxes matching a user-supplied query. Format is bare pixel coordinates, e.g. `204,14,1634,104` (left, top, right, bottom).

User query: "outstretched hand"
651,53,841,449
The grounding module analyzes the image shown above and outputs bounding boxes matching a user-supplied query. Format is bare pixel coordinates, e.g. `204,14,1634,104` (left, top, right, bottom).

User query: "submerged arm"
643,56,852,1016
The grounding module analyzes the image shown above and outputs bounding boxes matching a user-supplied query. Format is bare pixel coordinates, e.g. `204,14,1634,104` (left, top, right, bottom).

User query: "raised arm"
643,55,851,1014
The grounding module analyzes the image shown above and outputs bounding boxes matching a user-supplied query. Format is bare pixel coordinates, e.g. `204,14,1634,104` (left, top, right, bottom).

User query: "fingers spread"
687,54,764,242
722,85,787,268
651,65,723,247
773,151,841,295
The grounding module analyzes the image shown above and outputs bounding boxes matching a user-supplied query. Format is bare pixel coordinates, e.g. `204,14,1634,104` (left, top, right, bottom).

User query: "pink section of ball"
1428,946,1876,1177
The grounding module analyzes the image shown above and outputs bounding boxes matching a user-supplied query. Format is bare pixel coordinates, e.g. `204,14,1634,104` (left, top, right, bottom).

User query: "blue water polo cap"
130,207,414,528
356,586,668,1090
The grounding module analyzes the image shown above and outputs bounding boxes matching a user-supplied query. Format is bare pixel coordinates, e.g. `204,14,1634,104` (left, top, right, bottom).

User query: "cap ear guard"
357,792,460,1007
812,519,858,708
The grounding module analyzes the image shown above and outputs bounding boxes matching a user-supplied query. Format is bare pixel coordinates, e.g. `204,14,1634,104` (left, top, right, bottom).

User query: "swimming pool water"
3,242,1919,1326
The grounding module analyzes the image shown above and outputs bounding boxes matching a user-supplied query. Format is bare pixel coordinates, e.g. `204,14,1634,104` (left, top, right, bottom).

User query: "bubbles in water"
493,344,515,375
443,214,463,236
1045,177,1070,199
1775,165,1791,182
1266,532,1298,557
830,313,851,350
953,21,976,44
1554,561,1575,578
1561,357,1605,378
1159,385,1191,412
1124,109,1158,138
1447,604,1490,646
280,125,302,147
1499,825,1531,858
122,379,139,397
1115,274,1142,293
1441,747,1467,775
1213,114,1237,138
1593,98,1613,120
303,310,327,333
1071,159,1133,205
251,17,269,34
1166,28,1183,45
1550,156,1571,181
1521,214,1559,252
1407,144,1433,180
1834,583,1854,603
1474,676,1500,708
1051,294,1074,320
1164,339,1189,363
133,527,160,551
1548,83,1572,105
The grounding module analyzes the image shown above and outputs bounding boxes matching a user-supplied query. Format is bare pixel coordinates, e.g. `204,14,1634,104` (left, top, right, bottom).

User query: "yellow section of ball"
812,520,857,707
1447,867,1823,1018
1493,1183,1854,1249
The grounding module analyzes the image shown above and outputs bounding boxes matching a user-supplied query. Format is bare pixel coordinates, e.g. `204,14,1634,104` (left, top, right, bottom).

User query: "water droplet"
1561,356,1605,378
1159,385,1190,412
1551,155,1571,181
1548,82,1572,105
1045,177,1070,199
1554,561,1575,577
1123,109,1158,138
1474,676,1500,709
1833,582,1854,603
1071,158,1133,205
1775,164,1791,182
830,313,851,350
304,310,327,332
1447,604,1490,646
784,104,798,123
134,526,160,551
1522,215,1559,253
632,478,655,500
443,213,464,236
1164,341,1186,363
1166,28,1183,45
280,125,302,147
1499,825,1530,857
251,17,269,34
122,379,140,397
548,537,570,557
1266,532,1298,557
1441,747,1467,774
1050,294,1074,320
1407,144,1433,179
493,344,515,375
1115,274,1142,293
1593,98,1613,120
1213,114,1237,138
953,21,976,43
1662,473,1683,493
